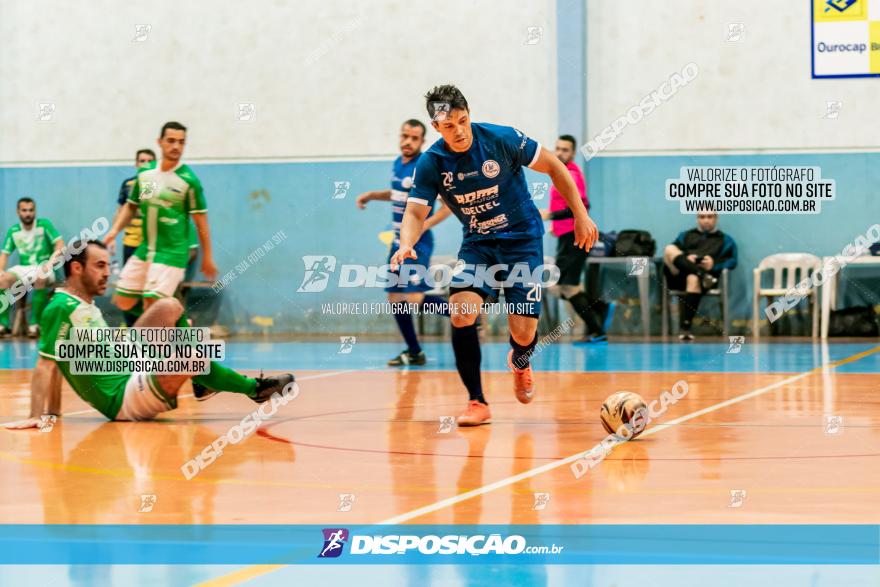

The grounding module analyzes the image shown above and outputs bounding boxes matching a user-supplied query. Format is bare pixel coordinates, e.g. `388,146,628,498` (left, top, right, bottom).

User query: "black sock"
421,294,450,316
673,254,704,276
510,333,538,369
567,291,603,334
680,293,702,330
391,302,421,355
451,323,485,404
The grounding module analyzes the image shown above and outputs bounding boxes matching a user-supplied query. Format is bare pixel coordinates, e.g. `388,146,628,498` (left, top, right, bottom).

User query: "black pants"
664,266,719,330
556,232,606,333
123,245,137,264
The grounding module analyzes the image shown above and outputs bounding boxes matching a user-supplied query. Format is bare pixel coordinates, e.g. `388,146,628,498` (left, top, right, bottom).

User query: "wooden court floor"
2,341,879,527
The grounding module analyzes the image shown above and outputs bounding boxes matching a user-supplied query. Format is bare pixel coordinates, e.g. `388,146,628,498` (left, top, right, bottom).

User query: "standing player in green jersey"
104,121,218,312
0,197,65,338
3,240,294,429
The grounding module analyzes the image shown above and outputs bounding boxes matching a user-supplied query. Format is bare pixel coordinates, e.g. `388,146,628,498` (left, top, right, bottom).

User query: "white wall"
586,0,880,154
0,0,557,164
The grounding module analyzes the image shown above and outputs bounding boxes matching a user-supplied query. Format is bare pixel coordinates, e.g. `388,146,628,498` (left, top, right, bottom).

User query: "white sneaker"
27,324,40,339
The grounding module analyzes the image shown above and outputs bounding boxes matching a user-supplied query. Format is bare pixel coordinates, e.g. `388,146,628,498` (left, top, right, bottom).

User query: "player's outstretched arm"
192,213,218,280
355,190,392,209
0,227,15,272
530,147,598,250
47,234,65,269
4,358,62,429
103,202,137,252
391,202,431,269
109,203,127,241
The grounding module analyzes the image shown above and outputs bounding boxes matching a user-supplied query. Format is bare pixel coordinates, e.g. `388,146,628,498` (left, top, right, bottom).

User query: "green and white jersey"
128,160,207,268
38,290,129,420
2,218,62,266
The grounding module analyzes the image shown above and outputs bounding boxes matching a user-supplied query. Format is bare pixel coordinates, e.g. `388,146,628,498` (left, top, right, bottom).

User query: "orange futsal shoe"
507,350,535,404
457,400,491,427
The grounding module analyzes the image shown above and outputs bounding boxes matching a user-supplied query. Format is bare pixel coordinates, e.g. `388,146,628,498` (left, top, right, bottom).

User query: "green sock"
175,308,257,396
193,362,257,396
0,290,9,328
31,289,50,325
124,298,144,327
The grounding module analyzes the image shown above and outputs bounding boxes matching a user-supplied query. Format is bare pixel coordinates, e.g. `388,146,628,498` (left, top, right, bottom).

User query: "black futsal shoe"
252,373,297,404
388,350,427,367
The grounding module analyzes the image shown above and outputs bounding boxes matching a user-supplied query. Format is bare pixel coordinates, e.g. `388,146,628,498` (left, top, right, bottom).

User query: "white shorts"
115,372,177,421
117,256,185,299
6,264,55,285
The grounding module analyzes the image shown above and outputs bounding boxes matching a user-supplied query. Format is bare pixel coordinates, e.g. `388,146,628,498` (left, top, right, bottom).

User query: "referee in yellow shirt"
114,149,156,264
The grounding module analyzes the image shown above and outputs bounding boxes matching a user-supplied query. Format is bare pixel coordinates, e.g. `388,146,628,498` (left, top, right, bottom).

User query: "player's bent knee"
152,297,183,316
664,245,680,261
450,312,478,328
114,294,137,311
509,316,538,343
555,284,580,299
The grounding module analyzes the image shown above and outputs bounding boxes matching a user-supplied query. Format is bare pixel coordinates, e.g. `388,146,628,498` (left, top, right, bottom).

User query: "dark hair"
160,121,187,138
424,85,469,120
402,119,426,138
17,197,35,207
136,148,156,161
64,239,107,278
558,134,577,149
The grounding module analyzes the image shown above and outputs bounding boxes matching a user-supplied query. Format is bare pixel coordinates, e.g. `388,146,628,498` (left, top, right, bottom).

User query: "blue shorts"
450,237,545,317
385,241,434,293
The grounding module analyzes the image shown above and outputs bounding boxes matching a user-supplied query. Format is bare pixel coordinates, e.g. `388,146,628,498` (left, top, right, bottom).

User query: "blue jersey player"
392,85,598,426
356,119,451,366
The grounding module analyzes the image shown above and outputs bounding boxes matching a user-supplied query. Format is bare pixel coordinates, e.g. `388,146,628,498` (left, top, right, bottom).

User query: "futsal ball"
600,392,649,439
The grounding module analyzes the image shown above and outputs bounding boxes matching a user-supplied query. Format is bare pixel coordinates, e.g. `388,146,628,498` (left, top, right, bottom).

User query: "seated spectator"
0,197,65,338
663,212,737,341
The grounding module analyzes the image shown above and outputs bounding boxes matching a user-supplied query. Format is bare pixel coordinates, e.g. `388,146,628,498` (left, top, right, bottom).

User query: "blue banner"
0,525,876,565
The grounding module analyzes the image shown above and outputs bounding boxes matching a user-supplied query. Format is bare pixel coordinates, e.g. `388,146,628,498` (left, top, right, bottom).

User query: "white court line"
376,355,868,526
36,370,357,418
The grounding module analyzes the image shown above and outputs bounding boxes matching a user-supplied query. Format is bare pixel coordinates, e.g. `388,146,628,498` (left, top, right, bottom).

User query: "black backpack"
829,306,879,337
613,230,656,257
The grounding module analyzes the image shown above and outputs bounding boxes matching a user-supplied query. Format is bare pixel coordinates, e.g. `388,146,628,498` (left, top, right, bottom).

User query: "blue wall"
2,153,877,335
0,162,547,334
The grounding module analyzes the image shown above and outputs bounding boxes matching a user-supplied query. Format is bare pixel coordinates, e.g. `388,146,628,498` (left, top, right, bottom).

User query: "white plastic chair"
752,253,821,338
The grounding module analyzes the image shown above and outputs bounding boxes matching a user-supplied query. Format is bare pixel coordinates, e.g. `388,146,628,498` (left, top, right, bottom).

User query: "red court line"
255,429,880,463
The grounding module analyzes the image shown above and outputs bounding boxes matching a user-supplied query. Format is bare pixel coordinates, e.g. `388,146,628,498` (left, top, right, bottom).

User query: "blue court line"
0,525,876,565
1,341,878,374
